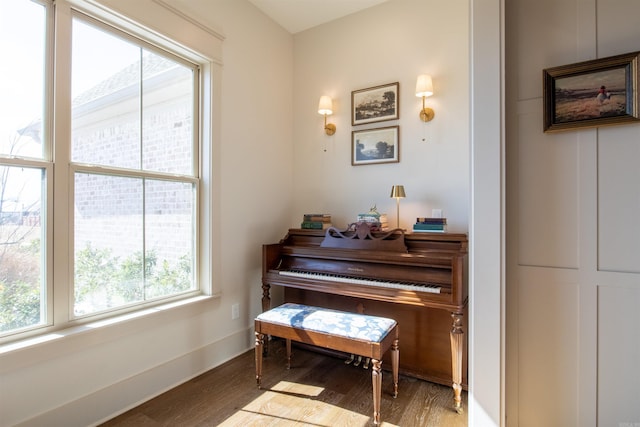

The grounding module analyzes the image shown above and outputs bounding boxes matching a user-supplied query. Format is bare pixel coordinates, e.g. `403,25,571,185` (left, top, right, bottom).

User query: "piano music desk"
255,303,399,426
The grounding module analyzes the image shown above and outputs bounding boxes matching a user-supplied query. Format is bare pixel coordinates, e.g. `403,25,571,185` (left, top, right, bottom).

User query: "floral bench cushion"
256,303,397,343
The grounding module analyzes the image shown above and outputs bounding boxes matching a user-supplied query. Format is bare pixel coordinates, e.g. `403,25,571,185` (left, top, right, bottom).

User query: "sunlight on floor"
217,380,400,426
271,380,324,397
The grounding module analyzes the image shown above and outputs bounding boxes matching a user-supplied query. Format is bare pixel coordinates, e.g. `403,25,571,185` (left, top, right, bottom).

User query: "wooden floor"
101,339,468,426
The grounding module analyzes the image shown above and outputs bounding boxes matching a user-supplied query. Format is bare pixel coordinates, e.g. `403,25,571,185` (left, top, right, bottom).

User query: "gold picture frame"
543,51,640,132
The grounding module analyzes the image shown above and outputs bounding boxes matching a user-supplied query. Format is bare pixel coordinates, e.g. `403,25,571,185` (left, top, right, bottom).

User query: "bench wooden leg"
255,332,264,389
391,338,399,398
286,339,292,369
371,359,382,425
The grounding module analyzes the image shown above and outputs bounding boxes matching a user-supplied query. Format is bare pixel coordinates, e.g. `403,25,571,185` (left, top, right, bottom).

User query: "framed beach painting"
351,82,399,126
543,51,640,132
351,126,399,166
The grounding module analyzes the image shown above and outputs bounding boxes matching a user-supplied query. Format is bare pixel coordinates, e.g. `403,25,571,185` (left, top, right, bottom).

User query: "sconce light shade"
318,95,333,115
415,74,435,122
318,95,336,135
415,74,434,97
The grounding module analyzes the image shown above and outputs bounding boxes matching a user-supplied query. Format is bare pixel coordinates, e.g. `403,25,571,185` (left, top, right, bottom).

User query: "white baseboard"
15,327,254,427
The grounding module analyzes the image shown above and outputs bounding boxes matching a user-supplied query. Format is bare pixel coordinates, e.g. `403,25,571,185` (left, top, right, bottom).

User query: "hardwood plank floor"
101,339,468,426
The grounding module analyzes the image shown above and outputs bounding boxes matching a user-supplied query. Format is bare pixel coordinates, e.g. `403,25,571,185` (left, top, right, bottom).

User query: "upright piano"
261,223,468,412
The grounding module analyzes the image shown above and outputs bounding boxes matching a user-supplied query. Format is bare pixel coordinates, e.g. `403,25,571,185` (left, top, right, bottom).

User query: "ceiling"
247,0,389,34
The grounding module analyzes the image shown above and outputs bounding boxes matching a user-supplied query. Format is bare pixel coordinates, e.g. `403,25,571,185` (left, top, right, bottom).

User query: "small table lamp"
389,185,406,228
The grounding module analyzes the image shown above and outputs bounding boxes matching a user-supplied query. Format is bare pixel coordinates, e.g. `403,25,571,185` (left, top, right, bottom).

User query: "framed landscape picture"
351,82,399,126
543,51,640,132
352,126,399,166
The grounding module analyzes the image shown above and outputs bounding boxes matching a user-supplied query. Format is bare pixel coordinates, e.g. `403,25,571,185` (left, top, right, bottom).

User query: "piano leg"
450,311,464,414
261,282,271,312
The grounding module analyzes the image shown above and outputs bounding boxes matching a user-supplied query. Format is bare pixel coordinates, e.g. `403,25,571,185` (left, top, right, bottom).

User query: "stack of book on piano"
356,211,389,231
301,213,332,229
413,217,447,233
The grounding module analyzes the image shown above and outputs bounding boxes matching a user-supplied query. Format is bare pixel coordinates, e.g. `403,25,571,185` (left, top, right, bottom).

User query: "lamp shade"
318,95,333,115
415,74,433,98
390,185,406,198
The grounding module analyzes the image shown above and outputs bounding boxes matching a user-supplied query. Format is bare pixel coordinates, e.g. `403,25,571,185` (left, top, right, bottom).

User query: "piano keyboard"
279,270,441,294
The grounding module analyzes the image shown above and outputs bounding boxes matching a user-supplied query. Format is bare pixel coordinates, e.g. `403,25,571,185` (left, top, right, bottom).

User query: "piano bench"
254,303,399,426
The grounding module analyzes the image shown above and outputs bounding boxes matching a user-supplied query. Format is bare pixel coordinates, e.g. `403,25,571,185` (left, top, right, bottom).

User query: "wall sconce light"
415,74,435,122
318,95,336,135
390,185,406,229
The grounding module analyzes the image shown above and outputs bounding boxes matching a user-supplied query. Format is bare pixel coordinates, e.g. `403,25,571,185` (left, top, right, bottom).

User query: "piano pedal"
353,355,363,367
344,354,355,365
363,357,370,369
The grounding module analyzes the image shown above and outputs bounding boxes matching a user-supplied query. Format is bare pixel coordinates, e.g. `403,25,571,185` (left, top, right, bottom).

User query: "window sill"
0,294,218,365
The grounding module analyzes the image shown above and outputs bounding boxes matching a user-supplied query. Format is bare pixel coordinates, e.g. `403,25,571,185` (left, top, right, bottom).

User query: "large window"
0,0,201,338
70,16,198,317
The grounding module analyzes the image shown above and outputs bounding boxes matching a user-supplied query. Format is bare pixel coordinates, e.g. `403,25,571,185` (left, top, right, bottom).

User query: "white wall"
506,0,640,425
0,1,293,425
291,0,469,232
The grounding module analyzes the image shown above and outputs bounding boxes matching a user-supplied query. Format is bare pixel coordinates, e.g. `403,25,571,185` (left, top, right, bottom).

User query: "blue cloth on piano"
256,303,397,343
